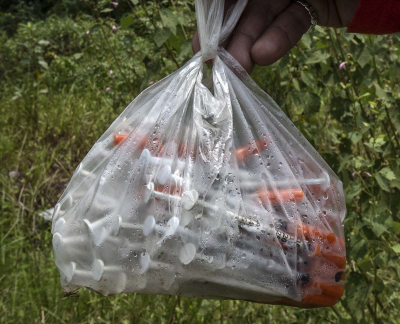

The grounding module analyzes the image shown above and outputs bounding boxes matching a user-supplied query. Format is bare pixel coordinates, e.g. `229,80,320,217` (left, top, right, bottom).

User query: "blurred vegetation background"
1,0,400,323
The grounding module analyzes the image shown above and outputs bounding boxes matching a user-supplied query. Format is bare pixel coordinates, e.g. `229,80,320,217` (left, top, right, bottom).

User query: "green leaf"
330,97,351,121
374,83,390,100
338,154,351,173
38,40,50,46
350,237,368,260
358,92,371,100
100,8,113,13
89,24,100,33
292,78,300,91
176,11,191,27
300,71,314,88
345,184,362,202
380,167,396,181
364,136,386,154
374,252,388,267
159,8,178,35
326,73,335,87
342,272,371,316
320,61,330,76
389,259,400,281
393,221,400,233
370,221,387,237
38,60,48,69
358,258,373,272
391,179,400,190
369,213,392,237
357,47,372,68
130,0,139,4
382,142,393,158
375,173,391,192
392,244,400,253
305,52,330,64
121,15,134,29
302,92,321,118
168,29,186,51
301,33,312,49
348,131,362,144
316,41,329,49
73,53,83,60
153,28,170,47
177,40,193,60
374,278,385,293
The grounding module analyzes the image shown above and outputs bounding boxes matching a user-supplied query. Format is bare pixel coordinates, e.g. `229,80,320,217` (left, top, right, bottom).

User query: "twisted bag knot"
195,0,248,62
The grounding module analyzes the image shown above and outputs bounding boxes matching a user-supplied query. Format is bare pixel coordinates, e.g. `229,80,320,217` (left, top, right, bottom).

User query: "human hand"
192,0,360,73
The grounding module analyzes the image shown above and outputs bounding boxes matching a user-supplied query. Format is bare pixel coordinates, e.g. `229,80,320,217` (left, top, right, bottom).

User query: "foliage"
1,0,399,323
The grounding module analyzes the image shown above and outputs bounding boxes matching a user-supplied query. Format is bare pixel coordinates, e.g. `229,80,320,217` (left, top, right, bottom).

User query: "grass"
0,70,340,324
1,2,400,322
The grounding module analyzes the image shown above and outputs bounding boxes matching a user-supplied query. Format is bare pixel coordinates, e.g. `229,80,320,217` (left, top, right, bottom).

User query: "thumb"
251,2,310,67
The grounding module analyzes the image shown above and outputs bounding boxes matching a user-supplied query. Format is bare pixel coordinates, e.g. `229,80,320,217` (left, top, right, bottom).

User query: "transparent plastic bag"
52,0,346,308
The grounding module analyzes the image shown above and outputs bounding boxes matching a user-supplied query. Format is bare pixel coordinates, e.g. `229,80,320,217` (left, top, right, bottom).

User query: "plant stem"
367,303,377,322
167,296,180,324
368,36,383,87
99,23,136,96
330,306,342,320
138,0,179,68
85,0,135,95
385,106,400,149
169,0,188,39
334,31,374,139
373,232,378,320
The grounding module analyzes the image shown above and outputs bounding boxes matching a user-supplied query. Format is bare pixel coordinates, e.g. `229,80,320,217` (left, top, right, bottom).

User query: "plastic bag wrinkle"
52,0,346,306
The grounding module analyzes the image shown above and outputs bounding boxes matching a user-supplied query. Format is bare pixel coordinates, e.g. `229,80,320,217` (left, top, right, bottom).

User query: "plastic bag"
52,0,346,308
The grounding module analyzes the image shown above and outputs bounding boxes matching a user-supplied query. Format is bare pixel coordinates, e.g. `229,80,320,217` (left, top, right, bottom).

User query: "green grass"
1,0,400,323
0,85,339,324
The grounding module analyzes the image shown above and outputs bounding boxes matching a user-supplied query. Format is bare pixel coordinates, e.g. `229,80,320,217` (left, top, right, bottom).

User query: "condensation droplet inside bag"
51,0,346,308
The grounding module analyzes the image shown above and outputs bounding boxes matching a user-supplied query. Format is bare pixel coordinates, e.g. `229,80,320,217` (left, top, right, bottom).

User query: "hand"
192,0,360,73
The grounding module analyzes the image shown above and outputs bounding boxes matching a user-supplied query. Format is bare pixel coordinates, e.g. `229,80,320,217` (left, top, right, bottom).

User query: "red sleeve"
347,0,400,34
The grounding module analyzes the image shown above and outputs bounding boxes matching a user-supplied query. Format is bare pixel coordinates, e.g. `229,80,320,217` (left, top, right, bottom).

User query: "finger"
192,29,200,54
251,3,310,67
192,0,237,55
226,0,291,73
